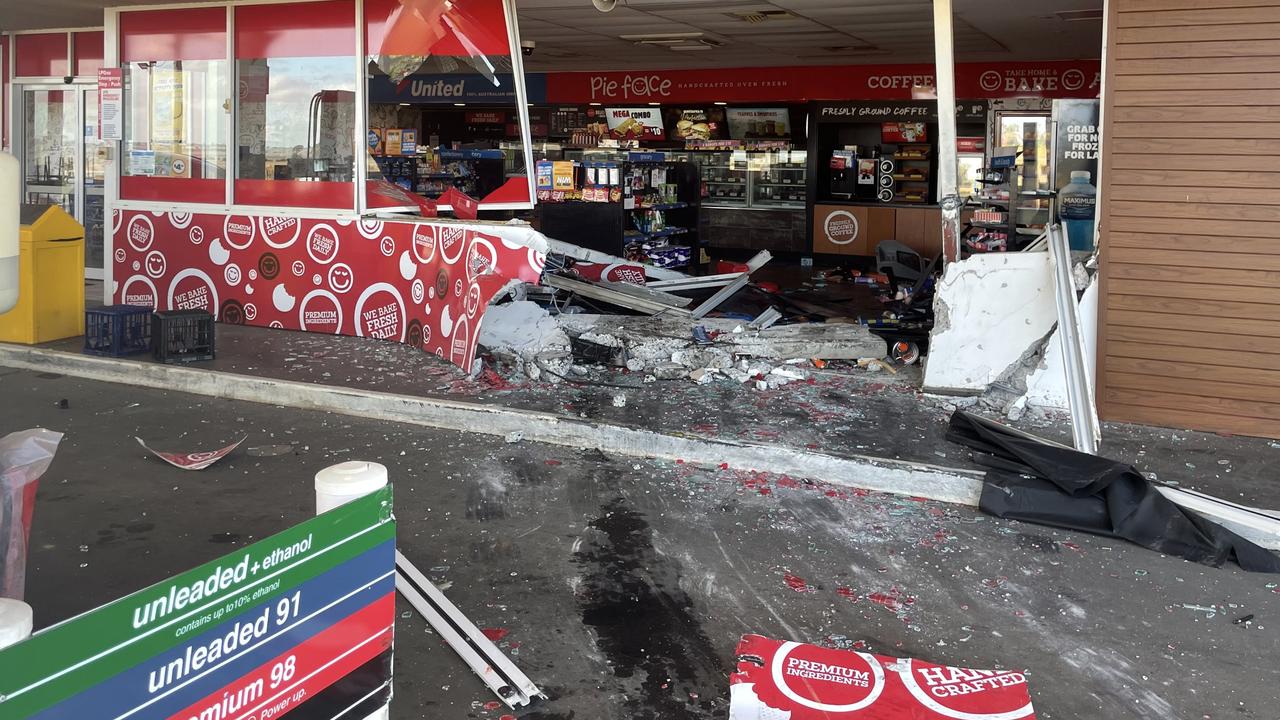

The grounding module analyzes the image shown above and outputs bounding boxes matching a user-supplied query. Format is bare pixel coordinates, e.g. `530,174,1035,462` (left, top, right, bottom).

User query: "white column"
0,597,33,651
314,460,388,514
314,461,390,720
933,0,961,262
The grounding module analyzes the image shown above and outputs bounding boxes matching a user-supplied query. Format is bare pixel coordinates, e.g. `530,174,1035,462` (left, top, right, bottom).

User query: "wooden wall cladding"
1097,0,1280,438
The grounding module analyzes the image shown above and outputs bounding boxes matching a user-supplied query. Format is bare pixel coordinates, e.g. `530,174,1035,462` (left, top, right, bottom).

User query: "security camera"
521,40,536,56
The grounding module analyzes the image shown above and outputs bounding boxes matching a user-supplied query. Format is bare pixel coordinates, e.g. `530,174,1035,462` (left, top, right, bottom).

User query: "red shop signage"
466,110,506,124
545,60,1100,104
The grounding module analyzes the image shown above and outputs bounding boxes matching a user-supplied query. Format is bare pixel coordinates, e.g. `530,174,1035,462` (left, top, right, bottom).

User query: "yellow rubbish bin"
0,204,86,344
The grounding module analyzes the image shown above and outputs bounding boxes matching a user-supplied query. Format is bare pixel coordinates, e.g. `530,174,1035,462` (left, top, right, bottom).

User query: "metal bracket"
1046,222,1100,454
395,551,545,708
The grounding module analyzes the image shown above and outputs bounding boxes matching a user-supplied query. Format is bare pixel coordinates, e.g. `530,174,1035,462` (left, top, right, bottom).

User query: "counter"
812,201,943,260
700,205,806,253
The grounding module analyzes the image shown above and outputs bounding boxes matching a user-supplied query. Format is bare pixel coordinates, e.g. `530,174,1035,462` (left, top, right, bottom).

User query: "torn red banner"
441,186,480,220
730,635,1035,719
136,436,247,471
570,261,646,286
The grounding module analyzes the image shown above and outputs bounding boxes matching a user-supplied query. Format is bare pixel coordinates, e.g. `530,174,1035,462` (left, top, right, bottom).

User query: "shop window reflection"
234,0,357,208
122,61,228,183
364,0,532,210
235,57,356,185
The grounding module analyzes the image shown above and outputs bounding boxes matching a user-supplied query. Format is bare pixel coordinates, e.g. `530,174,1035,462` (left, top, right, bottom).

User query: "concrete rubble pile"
476,241,891,389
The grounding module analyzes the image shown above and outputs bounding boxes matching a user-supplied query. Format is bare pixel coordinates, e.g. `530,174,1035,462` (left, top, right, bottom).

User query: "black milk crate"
84,305,154,357
152,309,216,363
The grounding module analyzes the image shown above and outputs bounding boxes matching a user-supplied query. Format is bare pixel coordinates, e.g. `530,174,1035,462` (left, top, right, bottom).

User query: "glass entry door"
21,88,78,213
82,88,108,279
19,86,106,279
994,112,1051,237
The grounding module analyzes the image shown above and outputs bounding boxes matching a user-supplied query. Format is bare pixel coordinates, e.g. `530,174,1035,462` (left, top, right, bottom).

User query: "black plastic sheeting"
946,411,1280,573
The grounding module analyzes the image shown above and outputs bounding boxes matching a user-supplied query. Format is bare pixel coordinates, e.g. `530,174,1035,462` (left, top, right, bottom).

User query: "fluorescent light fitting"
454,102,466,106
669,45,713,51
399,102,410,106
714,101,727,106
620,32,704,41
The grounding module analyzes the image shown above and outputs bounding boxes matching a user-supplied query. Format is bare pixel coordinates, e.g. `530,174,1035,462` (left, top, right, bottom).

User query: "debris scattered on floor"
395,550,545,708
472,238,944,392
245,444,295,457
135,436,247,471
729,634,1036,719
947,411,1280,573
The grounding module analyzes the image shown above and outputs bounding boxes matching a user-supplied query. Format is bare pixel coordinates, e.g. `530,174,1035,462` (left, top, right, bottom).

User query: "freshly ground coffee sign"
0,488,395,720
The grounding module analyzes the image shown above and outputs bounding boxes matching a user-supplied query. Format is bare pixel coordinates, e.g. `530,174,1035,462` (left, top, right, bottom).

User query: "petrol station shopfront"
2,7,1101,281
19,0,1230,440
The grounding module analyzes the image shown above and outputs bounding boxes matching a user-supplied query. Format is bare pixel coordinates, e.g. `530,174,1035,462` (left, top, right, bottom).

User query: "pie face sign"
730,635,1036,719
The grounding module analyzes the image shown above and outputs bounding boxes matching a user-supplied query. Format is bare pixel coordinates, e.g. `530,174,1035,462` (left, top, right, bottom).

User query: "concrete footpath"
4,366,1277,720
9,321,1280,513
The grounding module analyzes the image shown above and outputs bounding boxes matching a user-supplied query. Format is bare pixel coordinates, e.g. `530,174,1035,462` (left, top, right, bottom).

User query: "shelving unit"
624,158,700,270
884,143,934,205
965,162,1015,254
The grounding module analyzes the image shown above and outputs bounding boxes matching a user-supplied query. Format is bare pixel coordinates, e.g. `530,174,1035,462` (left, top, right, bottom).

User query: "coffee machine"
829,148,857,197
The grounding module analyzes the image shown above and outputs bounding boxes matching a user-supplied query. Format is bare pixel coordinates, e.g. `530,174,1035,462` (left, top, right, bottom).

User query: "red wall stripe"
235,0,356,59
120,8,227,63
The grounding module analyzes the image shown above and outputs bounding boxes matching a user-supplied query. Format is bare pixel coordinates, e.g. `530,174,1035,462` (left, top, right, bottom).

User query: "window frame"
103,0,535,218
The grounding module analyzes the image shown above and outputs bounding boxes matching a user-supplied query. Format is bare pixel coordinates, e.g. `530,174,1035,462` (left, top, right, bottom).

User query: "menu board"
726,108,791,139
882,122,928,143
549,106,592,137
667,107,727,141
605,107,665,140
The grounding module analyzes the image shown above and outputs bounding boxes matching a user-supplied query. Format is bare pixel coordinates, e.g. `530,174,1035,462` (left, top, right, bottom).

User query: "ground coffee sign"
0,488,395,720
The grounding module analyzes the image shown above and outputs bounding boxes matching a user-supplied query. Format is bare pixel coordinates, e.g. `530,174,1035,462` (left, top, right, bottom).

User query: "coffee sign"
814,205,869,255
825,210,860,245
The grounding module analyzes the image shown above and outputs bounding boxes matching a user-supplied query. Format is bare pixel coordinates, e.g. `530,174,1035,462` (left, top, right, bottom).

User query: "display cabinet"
747,149,807,208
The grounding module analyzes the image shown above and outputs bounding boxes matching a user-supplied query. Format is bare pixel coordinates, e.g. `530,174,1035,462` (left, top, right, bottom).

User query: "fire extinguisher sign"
0,487,395,720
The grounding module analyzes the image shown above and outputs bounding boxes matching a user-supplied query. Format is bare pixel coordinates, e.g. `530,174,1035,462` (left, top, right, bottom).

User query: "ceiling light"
454,103,466,107
621,32,704,46
399,102,410,107
592,0,618,11
714,101,727,106
589,102,602,106
727,9,792,24
648,102,660,106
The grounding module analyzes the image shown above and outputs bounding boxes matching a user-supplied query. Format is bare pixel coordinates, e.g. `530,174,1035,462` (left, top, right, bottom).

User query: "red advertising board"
730,635,1036,719
605,107,665,140
545,60,1099,104
466,110,506,124
111,209,546,371
882,122,927,143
